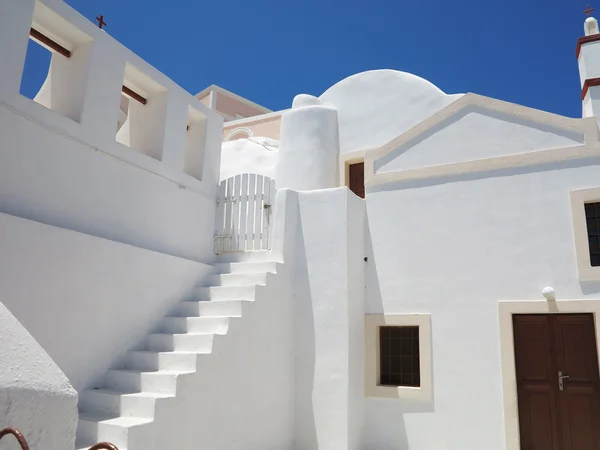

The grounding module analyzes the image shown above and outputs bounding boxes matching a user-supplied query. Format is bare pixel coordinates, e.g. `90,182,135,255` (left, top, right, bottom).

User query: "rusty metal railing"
88,443,119,450
0,428,29,450
0,427,119,450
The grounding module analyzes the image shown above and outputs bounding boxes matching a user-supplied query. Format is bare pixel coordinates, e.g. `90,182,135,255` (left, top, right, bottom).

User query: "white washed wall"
270,188,366,449
151,266,295,450
0,213,212,392
219,70,461,184
319,70,462,155
0,301,78,450
0,0,223,262
364,158,600,450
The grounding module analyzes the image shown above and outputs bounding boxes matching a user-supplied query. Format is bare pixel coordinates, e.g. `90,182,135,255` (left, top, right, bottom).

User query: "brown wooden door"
514,314,600,450
348,162,365,198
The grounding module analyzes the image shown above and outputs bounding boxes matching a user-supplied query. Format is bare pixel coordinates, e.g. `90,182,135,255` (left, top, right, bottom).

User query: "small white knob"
542,287,556,301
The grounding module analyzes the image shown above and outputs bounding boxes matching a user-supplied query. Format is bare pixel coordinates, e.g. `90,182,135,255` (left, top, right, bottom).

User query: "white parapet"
275,94,340,191
0,0,225,262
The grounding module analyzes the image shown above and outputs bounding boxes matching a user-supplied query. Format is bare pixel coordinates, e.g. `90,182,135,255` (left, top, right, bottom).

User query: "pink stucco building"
195,84,283,141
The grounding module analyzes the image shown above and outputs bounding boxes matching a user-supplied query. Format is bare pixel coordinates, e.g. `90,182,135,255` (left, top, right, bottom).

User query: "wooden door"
348,162,365,198
514,314,600,450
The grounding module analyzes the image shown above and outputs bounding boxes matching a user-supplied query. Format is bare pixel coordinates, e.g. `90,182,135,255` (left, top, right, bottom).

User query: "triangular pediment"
375,97,586,175
366,94,597,186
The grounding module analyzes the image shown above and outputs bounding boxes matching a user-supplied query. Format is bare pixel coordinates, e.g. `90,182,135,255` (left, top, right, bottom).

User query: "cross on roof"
585,5,595,17
96,15,107,29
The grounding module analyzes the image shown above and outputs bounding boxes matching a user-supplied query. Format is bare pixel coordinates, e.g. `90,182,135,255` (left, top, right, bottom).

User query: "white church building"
3,1,600,449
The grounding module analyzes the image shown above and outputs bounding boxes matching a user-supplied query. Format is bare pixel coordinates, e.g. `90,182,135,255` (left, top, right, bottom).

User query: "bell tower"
577,5,600,122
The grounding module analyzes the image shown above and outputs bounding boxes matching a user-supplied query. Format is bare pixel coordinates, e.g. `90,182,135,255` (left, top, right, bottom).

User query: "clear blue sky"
21,0,587,118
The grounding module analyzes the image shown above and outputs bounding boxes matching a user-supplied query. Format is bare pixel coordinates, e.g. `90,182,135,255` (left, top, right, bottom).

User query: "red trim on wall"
577,34,600,59
581,77,600,100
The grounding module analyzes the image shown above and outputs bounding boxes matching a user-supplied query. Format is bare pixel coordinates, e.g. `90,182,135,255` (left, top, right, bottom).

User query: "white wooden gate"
215,174,276,254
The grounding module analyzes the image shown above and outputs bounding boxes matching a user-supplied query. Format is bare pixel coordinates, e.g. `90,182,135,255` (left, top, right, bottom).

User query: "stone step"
202,272,268,287
192,285,256,301
213,261,278,274
145,333,214,352
160,316,230,334
215,252,275,263
76,414,152,449
127,350,198,372
104,369,188,394
170,299,245,318
79,389,172,419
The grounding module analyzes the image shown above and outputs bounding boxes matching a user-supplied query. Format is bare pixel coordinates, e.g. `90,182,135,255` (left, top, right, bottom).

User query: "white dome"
319,69,463,154
220,137,278,181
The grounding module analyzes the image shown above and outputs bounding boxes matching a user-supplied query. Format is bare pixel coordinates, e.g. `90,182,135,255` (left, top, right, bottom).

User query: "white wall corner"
79,41,127,147
269,188,299,263
346,191,367,450
159,90,189,172
201,114,225,190
293,187,364,450
0,301,78,450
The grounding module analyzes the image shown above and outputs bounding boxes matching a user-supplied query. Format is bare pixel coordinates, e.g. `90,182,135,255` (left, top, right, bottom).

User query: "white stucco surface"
289,188,365,450
150,259,295,450
376,106,585,173
221,70,463,185
0,105,215,262
585,17,600,36
0,301,78,450
5,1,600,449
579,38,600,84
0,0,223,262
0,212,212,392
319,70,462,154
579,38,600,126
276,101,340,190
364,156,600,450
220,137,278,181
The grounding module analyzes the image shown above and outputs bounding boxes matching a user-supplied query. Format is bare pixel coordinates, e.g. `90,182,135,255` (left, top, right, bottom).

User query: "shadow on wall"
293,215,318,449
363,211,433,449
580,280,600,295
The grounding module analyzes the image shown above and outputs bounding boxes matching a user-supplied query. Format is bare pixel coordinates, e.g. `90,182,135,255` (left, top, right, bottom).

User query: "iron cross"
96,15,107,29
585,5,595,17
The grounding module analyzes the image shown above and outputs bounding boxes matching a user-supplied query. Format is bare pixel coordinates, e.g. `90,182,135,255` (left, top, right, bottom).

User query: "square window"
365,314,432,400
379,326,420,387
585,202,600,266
569,189,600,280
585,203,595,216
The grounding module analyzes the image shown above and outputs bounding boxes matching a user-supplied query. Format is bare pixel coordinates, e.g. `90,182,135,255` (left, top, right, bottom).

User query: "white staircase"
75,258,279,450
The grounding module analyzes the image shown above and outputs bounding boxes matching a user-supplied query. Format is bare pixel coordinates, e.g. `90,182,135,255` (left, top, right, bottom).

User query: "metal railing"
0,427,119,450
